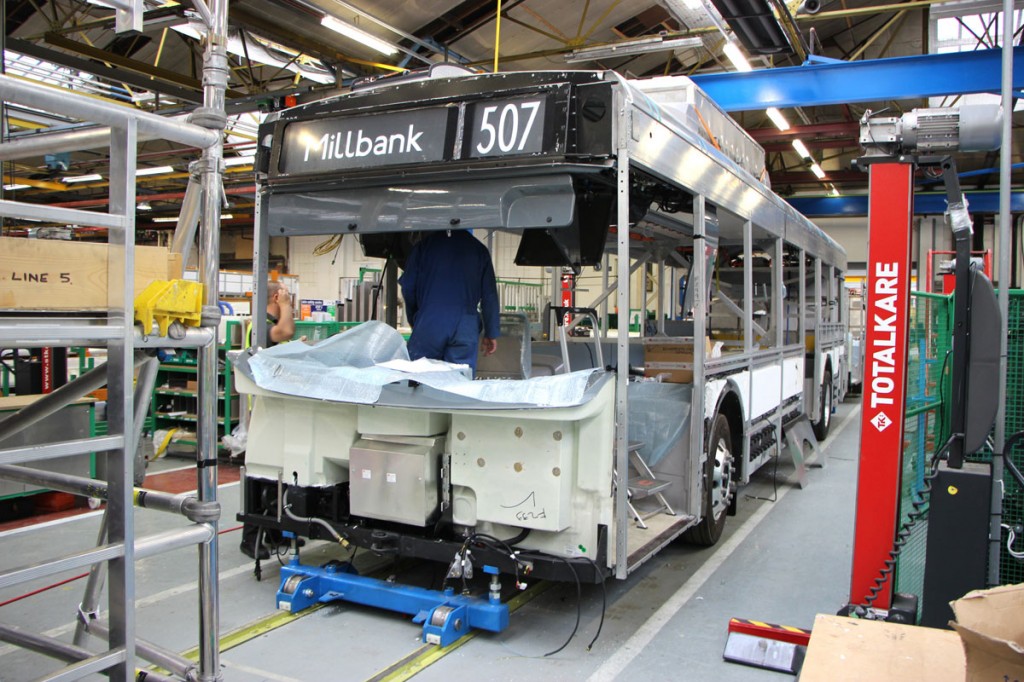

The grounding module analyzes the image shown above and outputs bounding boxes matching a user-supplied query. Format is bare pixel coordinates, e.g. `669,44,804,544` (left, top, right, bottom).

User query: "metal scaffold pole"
990,0,1015,586
195,0,229,678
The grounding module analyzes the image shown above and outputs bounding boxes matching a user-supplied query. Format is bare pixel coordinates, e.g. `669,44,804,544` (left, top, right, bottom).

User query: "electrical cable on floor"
580,556,607,651
537,554,582,657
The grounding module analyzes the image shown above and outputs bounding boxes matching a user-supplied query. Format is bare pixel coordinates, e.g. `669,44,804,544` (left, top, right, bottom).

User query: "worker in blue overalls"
400,230,500,372
240,280,297,561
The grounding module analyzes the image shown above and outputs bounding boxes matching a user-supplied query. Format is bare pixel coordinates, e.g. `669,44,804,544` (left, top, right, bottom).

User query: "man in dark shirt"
399,230,500,372
240,281,295,560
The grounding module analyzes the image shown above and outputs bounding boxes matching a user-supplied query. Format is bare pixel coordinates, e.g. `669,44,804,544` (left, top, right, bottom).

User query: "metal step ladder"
783,414,824,489
626,441,675,528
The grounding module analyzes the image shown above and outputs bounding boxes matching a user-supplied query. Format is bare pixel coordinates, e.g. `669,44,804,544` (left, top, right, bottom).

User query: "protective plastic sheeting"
247,321,600,408
628,381,691,466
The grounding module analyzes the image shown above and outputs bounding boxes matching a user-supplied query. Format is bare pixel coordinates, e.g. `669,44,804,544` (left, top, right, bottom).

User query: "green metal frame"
896,290,1024,604
150,319,243,453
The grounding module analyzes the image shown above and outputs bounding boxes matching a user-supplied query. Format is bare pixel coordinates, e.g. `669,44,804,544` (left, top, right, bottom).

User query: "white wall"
288,234,382,301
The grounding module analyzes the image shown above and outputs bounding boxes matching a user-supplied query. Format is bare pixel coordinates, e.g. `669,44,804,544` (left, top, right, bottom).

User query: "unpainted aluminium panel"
623,102,846,269
626,108,785,237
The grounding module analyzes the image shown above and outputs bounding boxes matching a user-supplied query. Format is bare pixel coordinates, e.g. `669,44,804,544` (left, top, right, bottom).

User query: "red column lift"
850,163,916,610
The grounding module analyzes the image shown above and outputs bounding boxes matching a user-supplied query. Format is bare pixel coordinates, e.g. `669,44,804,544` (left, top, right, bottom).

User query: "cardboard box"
0,237,180,311
234,237,254,260
643,338,713,383
952,583,1024,682
800,614,965,681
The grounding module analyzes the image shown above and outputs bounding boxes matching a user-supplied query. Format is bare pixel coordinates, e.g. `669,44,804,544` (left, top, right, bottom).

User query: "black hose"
862,435,955,609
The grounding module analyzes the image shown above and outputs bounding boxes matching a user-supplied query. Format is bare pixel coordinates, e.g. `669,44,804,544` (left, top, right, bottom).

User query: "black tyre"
683,413,734,546
813,370,833,441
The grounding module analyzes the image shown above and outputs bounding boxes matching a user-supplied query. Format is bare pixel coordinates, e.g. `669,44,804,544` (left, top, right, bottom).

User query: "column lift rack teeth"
0,0,229,678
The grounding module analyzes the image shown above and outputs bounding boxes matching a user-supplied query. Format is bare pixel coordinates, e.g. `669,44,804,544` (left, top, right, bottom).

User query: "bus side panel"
784,356,805,409
246,392,358,486
450,381,616,561
749,365,783,419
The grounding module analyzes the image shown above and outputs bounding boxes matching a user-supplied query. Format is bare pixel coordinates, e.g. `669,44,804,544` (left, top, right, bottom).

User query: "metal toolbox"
349,435,445,526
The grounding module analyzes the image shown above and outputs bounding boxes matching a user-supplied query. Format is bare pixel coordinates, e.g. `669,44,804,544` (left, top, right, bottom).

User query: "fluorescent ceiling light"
810,163,826,179
321,15,398,56
221,214,234,220
565,36,703,62
4,184,30,190
765,107,790,131
723,41,752,72
137,165,174,176
63,173,103,183
137,201,152,211
791,139,811,159
830,185,840,197
224,156,254,167
152,216,178,223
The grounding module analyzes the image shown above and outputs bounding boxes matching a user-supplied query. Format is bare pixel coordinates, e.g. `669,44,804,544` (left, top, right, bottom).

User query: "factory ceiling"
1,0,1020,239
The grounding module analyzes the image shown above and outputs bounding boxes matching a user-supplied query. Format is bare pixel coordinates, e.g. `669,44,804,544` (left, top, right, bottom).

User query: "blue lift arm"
692,47,1024,112
787,191,1024,217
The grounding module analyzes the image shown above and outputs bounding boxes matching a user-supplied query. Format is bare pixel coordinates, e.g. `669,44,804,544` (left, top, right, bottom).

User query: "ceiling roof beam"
749,121,859,141
42,32,246,99
8,37,204,104
771,170,864,184
407,0,528,49
37,6,183,37
762,139,857,152
228,6,394,75
690,46,1024,111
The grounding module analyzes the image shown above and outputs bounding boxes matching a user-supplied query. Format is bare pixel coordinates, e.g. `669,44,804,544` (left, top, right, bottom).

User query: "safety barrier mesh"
966,290,1024,587
894,290,1024,608
894,291,953,605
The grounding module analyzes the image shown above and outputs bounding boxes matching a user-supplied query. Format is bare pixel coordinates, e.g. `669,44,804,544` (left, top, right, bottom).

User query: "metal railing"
0,0,228,678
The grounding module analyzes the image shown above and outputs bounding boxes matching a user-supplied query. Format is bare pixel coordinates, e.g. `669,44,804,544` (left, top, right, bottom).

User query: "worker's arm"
480,256,500,341
269,289,296,343
480,255,500,356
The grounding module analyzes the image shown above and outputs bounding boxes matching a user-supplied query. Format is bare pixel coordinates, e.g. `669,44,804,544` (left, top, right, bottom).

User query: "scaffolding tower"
0,1,228,679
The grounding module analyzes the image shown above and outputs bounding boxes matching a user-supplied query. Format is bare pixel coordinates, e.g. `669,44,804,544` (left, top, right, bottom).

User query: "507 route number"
472,99,544,156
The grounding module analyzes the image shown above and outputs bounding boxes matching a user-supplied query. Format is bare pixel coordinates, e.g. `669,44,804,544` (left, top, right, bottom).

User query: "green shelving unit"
292,320,362,343
151,319,243,456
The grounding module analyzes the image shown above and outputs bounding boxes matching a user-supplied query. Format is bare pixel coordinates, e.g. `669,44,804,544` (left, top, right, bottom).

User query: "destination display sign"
278,107,451,174
466,97,548,159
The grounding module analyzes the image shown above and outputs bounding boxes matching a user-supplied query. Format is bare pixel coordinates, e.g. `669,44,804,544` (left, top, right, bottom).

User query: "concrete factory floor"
0,398,863,681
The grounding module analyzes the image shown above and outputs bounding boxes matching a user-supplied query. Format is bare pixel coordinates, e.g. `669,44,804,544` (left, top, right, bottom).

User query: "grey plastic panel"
266,174,577,237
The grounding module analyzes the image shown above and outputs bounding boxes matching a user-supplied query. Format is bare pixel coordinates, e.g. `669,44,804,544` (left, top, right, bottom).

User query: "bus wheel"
683,413,733,546
813,370,833,441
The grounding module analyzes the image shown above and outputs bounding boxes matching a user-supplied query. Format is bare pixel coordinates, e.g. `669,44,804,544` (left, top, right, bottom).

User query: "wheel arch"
712,384,745,478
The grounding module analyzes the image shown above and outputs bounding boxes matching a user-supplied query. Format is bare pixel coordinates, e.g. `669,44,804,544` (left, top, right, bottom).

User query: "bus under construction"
235,66,848,641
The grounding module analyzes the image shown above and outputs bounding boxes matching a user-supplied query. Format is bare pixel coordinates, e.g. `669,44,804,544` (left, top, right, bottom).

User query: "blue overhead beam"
691,47,1024,112
788,191,1024,217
